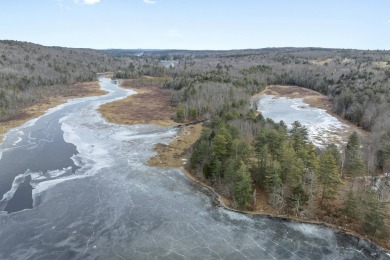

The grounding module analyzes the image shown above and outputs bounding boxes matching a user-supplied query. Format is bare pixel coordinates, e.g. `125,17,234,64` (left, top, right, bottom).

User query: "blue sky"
0,0,389,50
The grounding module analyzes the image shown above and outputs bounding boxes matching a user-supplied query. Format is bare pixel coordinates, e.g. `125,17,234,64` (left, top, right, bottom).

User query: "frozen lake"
257,95,353,147
0,77,388,259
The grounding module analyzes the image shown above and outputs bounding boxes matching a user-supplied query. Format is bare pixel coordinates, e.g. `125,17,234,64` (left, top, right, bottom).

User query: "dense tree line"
119,48,390,241
114,61,168,79
153,48,390,176
0,40,131,120
188,115,388,238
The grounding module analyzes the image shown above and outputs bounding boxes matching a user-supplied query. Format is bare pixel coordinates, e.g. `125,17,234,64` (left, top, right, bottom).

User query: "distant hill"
0,40,130,120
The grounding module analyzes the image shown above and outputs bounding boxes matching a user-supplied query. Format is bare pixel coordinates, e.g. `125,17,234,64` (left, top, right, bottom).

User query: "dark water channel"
0,77,388,259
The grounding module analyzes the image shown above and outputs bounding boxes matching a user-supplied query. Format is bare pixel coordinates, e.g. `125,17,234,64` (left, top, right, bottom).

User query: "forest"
1,42,389,245
0,40,131,121
113,47,390,244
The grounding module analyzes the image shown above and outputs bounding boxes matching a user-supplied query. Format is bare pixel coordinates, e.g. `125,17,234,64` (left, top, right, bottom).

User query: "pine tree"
224,158,237,196
255,143,269,185
318,148,341,205
265,160,282,191
344,132,365,178
234,161,253,209
212,126,232,159
279,143,305,189
231,139,251,164
254,128,285,161
327,144,341,168
289,121,308,152
343,190,358,218
362,190,388,238
211,158,222,186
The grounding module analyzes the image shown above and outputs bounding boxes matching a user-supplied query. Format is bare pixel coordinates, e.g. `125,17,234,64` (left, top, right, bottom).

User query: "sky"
0,0,389,50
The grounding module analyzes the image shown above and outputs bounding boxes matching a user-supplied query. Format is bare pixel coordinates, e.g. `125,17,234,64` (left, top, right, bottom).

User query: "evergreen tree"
224,158,237,196
344,132,365,178
234,161,253,209
254,142,269,185
265,160,282,191
318,148,341,205
231,139,251,164
254,128,285,161
289,121,308,152
377,131,390,171
362,190,388,238
342,190,358,218
327,144,342,167
212,126,232,159
211,158,222,186
224,158,236,183
189,139,210,170
176,103,185,122
279,143,305,189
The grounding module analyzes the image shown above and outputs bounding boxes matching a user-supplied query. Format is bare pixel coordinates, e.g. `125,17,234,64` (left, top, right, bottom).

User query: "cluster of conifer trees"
189,116,388,238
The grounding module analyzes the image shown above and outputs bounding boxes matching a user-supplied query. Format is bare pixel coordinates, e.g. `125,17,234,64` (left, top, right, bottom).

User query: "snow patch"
220,208,253,222
0,172,28,203
287,222,334,240
32,174,88,197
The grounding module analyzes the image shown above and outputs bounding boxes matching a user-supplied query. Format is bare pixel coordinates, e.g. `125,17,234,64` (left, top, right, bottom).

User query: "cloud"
143,0,157,4
74,0,100,5
168,29,181,38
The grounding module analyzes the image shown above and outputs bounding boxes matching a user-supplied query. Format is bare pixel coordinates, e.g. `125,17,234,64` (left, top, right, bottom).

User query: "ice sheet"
258,95,352,147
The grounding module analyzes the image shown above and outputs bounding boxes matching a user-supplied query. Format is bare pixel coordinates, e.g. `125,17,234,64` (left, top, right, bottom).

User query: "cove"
257,94,354,148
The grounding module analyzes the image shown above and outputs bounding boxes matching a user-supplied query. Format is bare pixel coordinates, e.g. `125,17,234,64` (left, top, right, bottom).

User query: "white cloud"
84,0,100,4
143,0,157,4
387,19,390,23
74,0,100,5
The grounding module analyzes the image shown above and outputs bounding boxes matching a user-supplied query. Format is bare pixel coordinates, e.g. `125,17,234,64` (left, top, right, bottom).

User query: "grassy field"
99,78,178,127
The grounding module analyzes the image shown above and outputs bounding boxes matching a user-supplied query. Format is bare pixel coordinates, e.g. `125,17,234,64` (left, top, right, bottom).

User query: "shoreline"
144,121,390,251
0,80,107,142
253,85,368,137
181,168,388,250
96,80,389,252
160,131,390,253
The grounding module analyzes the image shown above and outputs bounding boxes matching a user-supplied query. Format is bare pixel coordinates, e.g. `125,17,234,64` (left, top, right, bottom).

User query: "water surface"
0,78,388,259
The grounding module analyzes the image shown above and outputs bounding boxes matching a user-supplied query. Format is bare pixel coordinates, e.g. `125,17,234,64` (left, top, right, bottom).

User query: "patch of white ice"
287,222,334,240
257,95,352,148
0,170,30,203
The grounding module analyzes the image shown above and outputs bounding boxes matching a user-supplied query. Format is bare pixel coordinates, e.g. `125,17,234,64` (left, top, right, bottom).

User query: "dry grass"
99,78,178,126
342,58,353,64
148,124,203,168
262,85,332,110
374,61,390,69
0,81,107,142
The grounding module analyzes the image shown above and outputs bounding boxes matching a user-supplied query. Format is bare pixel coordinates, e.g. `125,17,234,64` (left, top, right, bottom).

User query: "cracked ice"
0,77,388,259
